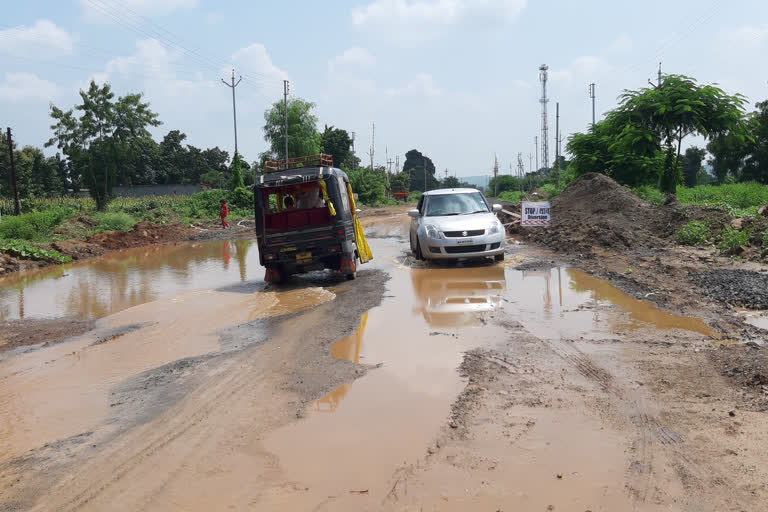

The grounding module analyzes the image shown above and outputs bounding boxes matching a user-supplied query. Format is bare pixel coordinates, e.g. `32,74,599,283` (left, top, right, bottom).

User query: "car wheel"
415,239,425,260
494,253,505,262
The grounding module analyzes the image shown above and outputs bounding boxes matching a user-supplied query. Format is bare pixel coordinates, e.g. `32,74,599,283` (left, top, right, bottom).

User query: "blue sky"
1,0,767,178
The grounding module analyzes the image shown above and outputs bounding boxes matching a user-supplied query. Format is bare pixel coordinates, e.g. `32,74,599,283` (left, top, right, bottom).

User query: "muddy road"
1,208,767,511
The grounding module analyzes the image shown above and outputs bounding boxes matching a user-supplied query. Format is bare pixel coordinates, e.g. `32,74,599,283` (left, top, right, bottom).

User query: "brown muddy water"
0,235,717,509
0,240,260,321
262,240,714,508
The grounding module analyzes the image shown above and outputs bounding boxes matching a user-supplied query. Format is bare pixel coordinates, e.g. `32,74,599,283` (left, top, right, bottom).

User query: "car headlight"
488,221,502,234
425,224,441,239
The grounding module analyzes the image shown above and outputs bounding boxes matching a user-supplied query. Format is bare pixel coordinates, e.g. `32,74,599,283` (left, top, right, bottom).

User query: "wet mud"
1,206,767,511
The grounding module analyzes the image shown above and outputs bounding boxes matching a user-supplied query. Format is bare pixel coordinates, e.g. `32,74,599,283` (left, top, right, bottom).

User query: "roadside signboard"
521,201,551,227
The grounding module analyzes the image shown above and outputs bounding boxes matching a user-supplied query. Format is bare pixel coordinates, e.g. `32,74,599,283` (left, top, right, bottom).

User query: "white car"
408,188,506,261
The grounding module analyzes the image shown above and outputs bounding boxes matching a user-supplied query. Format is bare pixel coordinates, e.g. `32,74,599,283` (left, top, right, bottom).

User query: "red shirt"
220,204,229,217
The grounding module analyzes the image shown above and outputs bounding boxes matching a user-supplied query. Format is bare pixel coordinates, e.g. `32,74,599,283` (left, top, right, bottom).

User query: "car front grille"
443,229,485,238
445,244,487,254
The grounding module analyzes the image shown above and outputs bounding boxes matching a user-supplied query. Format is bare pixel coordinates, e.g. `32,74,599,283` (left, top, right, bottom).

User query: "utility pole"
369,122,375,173
493,154,499,197
395,155,399,175
528,153,533,174
658,62,662,86
539,64,550,171
555,102,560,170
517,153,525,196
283,80,290,161
6,127,20,215
589,83,596,126
220,69,243,156
423,156,427,192
534,136,539,173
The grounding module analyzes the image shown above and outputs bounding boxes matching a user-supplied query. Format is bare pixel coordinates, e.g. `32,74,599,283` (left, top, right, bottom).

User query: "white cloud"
0,72,59,101
0,20,76,58
79,0,198,22
230,43,289,87
719,24,768,49
328,47,376,74
351,0,526,41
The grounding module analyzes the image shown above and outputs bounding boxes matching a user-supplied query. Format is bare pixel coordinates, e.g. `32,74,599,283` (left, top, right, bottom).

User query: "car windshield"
424,192,488,217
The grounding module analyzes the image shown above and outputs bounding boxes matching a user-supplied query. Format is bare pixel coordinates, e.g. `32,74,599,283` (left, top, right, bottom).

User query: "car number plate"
296,251,312,263
457,239,474,245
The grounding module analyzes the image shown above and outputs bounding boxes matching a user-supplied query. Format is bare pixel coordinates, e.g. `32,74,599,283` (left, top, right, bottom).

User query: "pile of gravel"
691,269,768,309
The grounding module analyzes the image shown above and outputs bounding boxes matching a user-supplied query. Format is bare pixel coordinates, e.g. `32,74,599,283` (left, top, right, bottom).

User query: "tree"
390,172,410,193
566,120,663,187
347,166,386,205
487,175,520,195
263,97,321,159
402,149,438,192
47,80,160,209
681,146,706,187
200,170,224,189
741,100,768,183
230,153,245,190
158,130,188,183
612,74,750,193
321,125,352,168
441,176,461,188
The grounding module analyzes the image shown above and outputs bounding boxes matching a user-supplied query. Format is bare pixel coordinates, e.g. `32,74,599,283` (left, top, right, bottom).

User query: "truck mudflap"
340,254,357,275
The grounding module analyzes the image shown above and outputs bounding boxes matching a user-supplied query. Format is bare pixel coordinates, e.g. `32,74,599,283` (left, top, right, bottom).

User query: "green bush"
761,230,768,249
498,191,524,203
539,183,562,199
94,212,137,232
0,207,75,241
718,227,750,252
229,187,253,209
633,185,666,207
407,190,423,204
0,239,71,263
675,220,710,246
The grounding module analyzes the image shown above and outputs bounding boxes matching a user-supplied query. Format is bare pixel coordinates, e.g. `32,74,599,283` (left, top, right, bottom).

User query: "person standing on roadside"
220,199,230,229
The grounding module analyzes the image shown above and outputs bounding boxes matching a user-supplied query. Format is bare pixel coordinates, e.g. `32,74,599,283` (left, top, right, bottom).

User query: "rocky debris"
87,222,192,250
691,270,768,309
52,240,106,260
730,218,747,231
758,205,768,217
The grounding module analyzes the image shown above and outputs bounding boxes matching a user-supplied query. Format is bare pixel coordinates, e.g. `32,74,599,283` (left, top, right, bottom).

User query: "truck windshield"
424,192,488,217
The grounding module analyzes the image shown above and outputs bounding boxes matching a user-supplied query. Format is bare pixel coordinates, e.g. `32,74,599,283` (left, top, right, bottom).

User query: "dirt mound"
87,222,192,250
521,173,684,253
52,240,106,260
691,270,768,309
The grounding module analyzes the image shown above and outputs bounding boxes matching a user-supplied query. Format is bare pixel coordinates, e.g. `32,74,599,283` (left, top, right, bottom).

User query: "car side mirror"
492,204,502,213
407,209,421,218
355,208,361,213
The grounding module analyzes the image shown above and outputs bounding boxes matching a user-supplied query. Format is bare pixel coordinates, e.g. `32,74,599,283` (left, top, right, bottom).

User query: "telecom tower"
539,64,550,171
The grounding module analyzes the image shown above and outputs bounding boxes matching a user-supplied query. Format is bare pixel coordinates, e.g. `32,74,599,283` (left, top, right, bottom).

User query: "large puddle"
0,240,260,321
263,241,714,507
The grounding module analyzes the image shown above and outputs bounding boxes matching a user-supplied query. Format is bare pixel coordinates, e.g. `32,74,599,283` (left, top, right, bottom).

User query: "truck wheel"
345,272,356,280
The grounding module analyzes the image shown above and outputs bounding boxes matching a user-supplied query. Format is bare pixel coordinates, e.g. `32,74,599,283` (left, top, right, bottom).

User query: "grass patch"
633,185,666,207
718,227,750,252
676,220,710,246
0,207,75,241
94,212,137,232
762,230,768,249
677,182,768,215
498,191,524,203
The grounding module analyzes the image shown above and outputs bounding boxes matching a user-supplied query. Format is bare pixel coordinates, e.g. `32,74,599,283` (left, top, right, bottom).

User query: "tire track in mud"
539,335,721,507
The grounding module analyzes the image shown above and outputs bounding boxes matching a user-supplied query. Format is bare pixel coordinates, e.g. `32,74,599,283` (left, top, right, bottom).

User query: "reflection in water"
410,264,506,327
0,240,260,322
501,266,713,338
316,312,369,412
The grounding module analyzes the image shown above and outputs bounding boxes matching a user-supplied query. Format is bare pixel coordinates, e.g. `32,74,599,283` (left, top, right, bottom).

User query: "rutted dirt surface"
0,204,767,511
